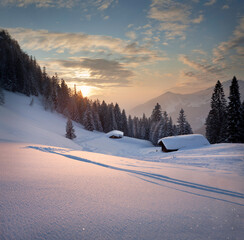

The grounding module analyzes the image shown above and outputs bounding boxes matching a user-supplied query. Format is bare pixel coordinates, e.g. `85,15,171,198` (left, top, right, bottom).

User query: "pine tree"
158,111,169,139
149,103,162,144
168,117,174,136
99,100,110,132
150,103,162,122
121,109,128,136
127,115,134,137
226,76,241,143
108,104,118,131
177,108,193,135
92,102,103,132
114,103,122,131
82,104,95,131
140,113,150,140
66,118,76,139
205,80,227,143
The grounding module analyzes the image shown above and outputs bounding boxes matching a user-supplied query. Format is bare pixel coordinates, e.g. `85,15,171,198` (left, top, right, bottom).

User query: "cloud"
1,0,76,8
178,54,225,74
149,1,190,23
148,0,204,40
125,31,137,40
4,27,164,64
159,22,188,40
192,49,207,55
222,5,230,10
0,0,116,10
191,14,203,24
204,0,216,6
96,0,114,11
213,16,244,63
42,58,133,88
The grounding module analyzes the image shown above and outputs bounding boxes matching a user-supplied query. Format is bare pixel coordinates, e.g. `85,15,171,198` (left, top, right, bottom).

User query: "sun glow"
75,70,91,79
77,85,93,97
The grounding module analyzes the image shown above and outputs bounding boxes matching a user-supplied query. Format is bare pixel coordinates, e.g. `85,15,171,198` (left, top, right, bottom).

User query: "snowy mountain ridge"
130,80,244,132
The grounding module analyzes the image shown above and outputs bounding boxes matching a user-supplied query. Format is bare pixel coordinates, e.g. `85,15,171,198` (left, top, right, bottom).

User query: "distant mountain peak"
130,79,244,132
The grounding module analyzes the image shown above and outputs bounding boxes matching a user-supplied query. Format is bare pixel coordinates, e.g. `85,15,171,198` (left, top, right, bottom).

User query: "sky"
0,0,243,110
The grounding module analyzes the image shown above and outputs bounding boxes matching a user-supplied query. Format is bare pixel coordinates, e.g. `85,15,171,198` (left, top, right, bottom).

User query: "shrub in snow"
66,118,76,140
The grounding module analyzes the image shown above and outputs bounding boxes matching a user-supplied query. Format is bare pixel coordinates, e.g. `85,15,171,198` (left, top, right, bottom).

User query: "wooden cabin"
158,134,210,152
106,130,124,139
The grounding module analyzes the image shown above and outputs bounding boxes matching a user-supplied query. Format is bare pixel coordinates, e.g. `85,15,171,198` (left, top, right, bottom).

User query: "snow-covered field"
1,91,244,239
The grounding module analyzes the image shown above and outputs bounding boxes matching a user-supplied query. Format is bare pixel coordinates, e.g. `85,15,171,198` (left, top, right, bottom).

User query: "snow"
158,134,210,151
106,130,124,138
1,91,244,239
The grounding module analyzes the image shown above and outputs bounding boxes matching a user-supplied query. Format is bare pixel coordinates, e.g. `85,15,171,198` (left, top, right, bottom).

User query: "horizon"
0,0,243,110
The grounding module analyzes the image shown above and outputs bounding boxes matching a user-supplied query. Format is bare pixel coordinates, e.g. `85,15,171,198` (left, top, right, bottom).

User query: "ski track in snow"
27,145,244,206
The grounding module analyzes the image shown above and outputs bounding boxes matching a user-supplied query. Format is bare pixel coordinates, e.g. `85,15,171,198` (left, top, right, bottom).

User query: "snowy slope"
1,91,244,239
1,90,244,174
130,79,244,131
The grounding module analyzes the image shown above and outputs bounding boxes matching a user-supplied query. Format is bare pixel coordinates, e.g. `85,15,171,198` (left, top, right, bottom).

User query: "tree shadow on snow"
27,146,244,206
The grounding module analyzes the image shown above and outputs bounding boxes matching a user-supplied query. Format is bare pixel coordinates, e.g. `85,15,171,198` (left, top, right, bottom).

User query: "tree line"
206,76,244,143
0,29,193,144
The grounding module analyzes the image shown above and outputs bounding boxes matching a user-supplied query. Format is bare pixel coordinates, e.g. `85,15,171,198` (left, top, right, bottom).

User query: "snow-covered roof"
106,130,124,138
158,134,210,150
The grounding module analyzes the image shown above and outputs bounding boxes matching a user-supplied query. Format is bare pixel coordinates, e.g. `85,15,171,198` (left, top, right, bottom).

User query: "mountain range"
130,79,244,133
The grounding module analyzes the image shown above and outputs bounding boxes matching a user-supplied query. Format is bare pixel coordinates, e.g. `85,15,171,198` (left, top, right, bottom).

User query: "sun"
77,85,93,97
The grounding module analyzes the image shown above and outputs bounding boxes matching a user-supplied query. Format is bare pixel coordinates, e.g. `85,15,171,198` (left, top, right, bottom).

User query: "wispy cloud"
176,53,229,92
204,0,216,7
4,27,164,64
148,0,204,40
0,0,116,10
222,5,230,10
191,14,204,24
192,49,207,55
178,54,225,74
42,58,133,88
213,16,244,63
125,31,137,40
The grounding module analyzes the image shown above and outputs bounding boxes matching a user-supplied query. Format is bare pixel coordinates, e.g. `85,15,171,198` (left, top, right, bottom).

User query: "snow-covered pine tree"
132,116,140,138
149,103,162,144
226,76,241,143
57,79,70,114
121,109,128,136
158,111,169,139
91,102,103,132
140,113,150,140
66,118,76,139
108,103,118,131
177,108,193,135
114,103,122,131
98,101,110,132
205,80,227,143
151,103,162,122
168,117,174,136
82,104,95,131
127,115,134,137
